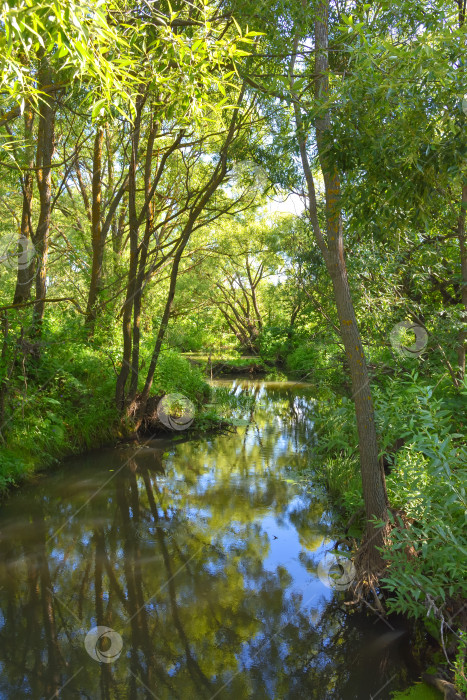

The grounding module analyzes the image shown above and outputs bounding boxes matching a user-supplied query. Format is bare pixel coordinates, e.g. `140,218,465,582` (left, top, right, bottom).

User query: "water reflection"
0,381,419,698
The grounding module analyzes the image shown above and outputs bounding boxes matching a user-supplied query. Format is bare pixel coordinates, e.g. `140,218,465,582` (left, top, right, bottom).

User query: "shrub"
286,341,346,385
154,350,211,404
259,326,292,363
381,390,467,624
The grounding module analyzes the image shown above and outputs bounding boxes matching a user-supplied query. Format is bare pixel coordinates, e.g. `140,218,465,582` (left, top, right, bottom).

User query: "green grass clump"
391,682,441,699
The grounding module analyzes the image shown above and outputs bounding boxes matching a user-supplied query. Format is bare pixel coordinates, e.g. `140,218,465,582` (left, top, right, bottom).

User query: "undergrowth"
302,370,467,691
0,341,217,492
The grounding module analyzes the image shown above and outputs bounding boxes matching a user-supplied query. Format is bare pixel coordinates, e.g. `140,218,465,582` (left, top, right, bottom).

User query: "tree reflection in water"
0,381,422,699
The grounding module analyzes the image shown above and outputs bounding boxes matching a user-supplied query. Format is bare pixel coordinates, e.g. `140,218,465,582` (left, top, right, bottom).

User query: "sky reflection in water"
0,380,420,699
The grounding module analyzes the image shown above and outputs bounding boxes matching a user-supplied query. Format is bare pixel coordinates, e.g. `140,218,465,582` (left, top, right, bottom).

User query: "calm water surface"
0,380,422,699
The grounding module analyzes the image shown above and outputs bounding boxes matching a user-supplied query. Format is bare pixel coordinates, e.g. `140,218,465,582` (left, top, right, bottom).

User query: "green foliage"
259,325,292,363
166,324,206,352
0,0,135,111
390,682,441,700
260,326,346,386
154,350,211,405
321,454,363,515
304,391,363,516
0,340,218,490
301,369,467,642
381,386,467,622
286,342,339,380
0,334,119,491
454,632,467,696
0,0,257,122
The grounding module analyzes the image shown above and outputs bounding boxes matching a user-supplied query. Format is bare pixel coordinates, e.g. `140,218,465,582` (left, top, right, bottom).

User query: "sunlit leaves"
0,0,256,124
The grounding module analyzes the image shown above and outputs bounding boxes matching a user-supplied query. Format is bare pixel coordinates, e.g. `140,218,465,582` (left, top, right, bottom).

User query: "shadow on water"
0,380,426,699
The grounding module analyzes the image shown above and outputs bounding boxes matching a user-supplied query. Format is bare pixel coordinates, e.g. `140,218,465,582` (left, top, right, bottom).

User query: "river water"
0,380,423,699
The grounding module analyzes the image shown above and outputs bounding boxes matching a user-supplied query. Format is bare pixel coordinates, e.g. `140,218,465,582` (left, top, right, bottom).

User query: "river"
0,379,424,699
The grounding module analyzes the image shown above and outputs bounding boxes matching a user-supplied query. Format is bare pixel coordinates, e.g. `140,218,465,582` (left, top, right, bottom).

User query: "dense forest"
0,0,466,698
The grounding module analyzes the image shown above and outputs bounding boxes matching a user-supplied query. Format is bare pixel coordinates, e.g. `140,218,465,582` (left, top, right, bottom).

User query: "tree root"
343,506,421,615
344,519,391,613
346,571,385,614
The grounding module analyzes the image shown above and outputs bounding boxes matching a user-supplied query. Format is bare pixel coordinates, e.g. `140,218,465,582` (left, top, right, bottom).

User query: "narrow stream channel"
0,380,424,699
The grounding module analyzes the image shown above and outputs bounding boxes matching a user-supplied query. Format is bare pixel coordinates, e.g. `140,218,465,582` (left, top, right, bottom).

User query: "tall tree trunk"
112,201,127,273
107,128,126,274
115,97,145,409
128,118,158,401
137,242,186,413
292,0,388,571
13,104,35,304
85,127,105,328
32,56,55,336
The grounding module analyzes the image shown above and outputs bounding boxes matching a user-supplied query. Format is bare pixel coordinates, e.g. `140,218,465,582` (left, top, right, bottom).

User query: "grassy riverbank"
291,343,467,696
182,352,272,377
0,345,226,493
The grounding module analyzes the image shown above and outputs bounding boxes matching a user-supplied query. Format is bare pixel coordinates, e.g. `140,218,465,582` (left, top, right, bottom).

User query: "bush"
286,341,346,385
259,326,292,363
381,385,467,625
0,336,119,490
301,370,467,652
321,454,363,514
166,325,205,352
154,349,211,405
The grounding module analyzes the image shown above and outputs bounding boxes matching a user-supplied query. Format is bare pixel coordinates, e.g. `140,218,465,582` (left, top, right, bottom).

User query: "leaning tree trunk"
326,218,389,564
291,0,388,576
135,240,188,424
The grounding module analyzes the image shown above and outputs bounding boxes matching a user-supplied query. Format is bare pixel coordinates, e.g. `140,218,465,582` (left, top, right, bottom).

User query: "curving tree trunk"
291,0,388,573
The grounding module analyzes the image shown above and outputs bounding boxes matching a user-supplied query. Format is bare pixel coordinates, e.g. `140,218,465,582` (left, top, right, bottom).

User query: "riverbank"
299,371,467,698
0,349,231,493
182,351,273,377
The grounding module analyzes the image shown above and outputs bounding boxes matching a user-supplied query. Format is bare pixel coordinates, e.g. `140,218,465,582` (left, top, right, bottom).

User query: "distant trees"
195,219,281,353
